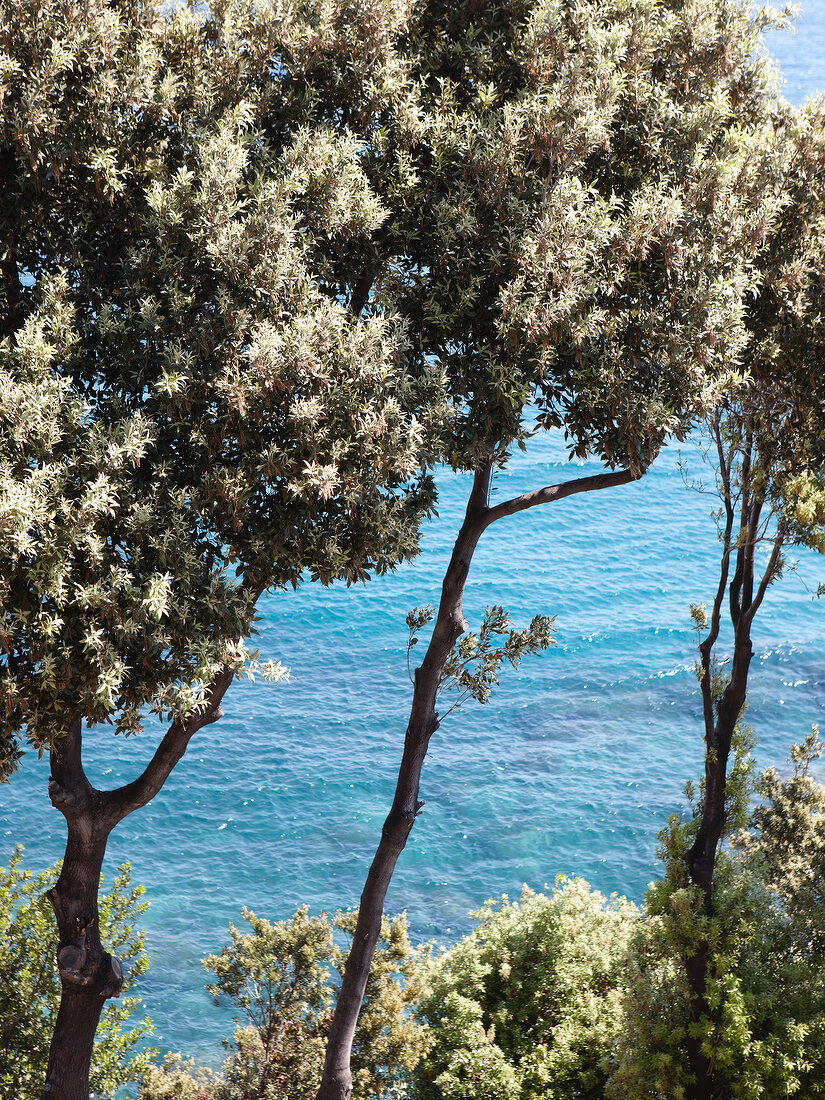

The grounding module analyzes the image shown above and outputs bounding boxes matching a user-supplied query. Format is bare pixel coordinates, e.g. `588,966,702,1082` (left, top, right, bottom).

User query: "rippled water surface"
2,9,824,1074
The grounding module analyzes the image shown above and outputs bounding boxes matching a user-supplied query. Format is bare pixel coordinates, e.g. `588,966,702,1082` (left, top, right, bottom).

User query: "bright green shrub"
414,878,638,1100
608,733,825,1099
140,906,430,1100
0,847,152,1099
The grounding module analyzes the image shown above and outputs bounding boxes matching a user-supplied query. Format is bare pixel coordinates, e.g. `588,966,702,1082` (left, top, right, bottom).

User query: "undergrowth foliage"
140,734,825,1100
0,848,152,1100
139,906,430,1100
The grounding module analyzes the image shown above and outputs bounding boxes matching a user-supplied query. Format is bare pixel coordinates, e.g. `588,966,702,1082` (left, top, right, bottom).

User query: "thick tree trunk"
41,661,240,1099
44,826,121,1100
44,721,120,1100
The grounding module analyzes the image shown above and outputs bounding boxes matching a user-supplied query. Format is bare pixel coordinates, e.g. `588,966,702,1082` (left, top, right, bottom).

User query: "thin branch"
740,493,764,616
713,418,734,523
728,435,754,627
744,527,786,628
699,483,736,736
483,466,640,528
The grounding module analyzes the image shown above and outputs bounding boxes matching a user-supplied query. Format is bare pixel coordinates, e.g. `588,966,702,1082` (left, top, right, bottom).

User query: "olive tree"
678,95,825,1099
0,2,447,1096
305,1,787,1094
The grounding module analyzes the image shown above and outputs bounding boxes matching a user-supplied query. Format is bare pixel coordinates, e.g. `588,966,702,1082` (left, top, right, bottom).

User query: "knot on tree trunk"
57,942,123,998
48,780,77,810
381,805,416,848
51,907,124,998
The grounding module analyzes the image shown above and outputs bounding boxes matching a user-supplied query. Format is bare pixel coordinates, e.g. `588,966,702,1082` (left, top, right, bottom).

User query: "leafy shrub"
0,846,152,1099
414,878,638,1100
140,906,430,1100
609,731,825,1099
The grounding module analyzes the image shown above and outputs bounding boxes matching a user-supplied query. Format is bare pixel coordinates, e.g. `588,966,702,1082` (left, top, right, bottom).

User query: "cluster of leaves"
406,604,555,711
139,905,431,1100
0,0,450,769
367,0,787,473
701,97,825,571
414,878,638,1100
747,98,825,516
0,847,152,1100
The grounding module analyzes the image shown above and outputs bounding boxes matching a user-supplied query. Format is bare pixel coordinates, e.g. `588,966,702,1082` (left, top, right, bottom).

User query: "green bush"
140,906,430,1100
414,878,638,1100
609,731,825,1099
0,846,153,1099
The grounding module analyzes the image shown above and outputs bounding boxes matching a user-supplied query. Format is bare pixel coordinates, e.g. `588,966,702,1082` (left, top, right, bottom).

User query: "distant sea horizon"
3,4,824,1076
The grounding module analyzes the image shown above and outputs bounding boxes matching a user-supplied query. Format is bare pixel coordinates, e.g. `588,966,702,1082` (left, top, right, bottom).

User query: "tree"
138,905,430,1100
610,732,825,1099
311,1,787,1093
1,1,447,1095
678,95,825,1099
0,848,152,1099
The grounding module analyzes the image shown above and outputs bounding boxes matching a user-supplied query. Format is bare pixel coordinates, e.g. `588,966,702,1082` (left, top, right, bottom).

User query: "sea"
2,6,824,1078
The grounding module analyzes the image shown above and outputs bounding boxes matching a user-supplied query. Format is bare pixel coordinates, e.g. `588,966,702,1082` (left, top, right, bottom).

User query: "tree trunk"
44,817,120,1100
681,489,768,1100
41,640,246,1098
315,462,640,1100
315,466,492,1100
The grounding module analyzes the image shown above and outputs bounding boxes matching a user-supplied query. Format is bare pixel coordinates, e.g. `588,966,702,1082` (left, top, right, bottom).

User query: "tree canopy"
1,1,447,1094
1,0,449,764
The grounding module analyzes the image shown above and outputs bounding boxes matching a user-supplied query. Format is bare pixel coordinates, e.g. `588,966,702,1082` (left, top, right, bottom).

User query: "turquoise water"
2,9,824,1074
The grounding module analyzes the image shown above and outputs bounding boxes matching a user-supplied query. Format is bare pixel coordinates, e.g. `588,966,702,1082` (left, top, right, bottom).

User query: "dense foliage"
2,0,821,1094
0,0,448,762
1,2,449,1090
414,878,637,1100
612,732,825,1099
0,849,152,1099
139,906,430,1100
137,738,825,1099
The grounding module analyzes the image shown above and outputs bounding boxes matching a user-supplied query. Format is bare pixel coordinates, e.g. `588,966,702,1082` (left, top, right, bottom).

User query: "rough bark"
316,461,640,1100
44,720,119,1100
42,656,244,1099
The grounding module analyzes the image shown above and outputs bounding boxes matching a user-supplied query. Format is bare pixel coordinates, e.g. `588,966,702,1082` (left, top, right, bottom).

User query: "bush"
414,878,638,1100
0,846,153,1099
140,906,430,1100
609,731,825,1099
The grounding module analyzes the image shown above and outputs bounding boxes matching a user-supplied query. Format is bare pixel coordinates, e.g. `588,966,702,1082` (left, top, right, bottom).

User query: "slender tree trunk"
680,447,783,1100
316,461,640,1100
316,464,492,1100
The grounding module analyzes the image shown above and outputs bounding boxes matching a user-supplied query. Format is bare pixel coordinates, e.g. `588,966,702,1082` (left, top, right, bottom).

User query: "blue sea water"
2,7,825,1077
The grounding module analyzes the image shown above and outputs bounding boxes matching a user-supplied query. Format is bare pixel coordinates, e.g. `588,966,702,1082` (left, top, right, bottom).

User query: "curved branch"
743,527,786,628
103,579,264,826
102,666,235,827
483,466,641,528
